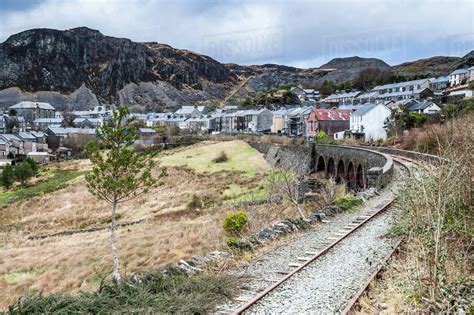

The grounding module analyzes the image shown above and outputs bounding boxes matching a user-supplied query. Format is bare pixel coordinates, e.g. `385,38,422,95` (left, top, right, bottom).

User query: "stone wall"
249,141,393,190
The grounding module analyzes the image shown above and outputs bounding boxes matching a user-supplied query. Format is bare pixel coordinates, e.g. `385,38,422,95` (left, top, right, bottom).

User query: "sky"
0,0,473,68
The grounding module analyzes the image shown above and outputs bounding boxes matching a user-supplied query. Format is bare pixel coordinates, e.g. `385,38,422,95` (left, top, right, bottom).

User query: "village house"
0,138,11,158
138,128,156,137
73,117,103,128
186,116,215,132
72,105,114,119
271,108,293,134
349,103,391,142
324,91,361,106
354,91,379,105
375,88,434,102
174,106,202,119
33,118,65,130
0,134,25,155
291,86,319,102
146,113,171,127
306,109,351,139
373,78,431,94
232,109,273,133
429,76,449,91
0,115,27,133
287,106,313,136
46,127,96,150
448,68,470,86
9,101,56,123
407,100,442,115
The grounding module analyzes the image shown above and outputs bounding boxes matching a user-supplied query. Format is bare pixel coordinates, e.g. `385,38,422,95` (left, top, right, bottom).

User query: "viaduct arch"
249,142,394,190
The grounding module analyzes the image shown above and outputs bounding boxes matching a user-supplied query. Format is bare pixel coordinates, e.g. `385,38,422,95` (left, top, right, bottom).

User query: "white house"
448,68,470,86
350,103,391,142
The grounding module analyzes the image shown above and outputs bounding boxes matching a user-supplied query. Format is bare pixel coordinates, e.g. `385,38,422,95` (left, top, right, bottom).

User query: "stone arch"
356,164,364,189
346,162,356,189
336,160,345,184
316,156,325,172
327,157,336,177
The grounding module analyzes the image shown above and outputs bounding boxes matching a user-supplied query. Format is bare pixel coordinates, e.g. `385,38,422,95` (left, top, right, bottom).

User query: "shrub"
13,161,34,186
223,211,248,234
226,237,242,249
6,269,240,314
212,151,228,163
25,157,40,175
335,196,362,211
1,164,15,189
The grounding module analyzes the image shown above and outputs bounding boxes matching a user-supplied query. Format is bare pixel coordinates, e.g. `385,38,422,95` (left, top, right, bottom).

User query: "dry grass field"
0,140,300,308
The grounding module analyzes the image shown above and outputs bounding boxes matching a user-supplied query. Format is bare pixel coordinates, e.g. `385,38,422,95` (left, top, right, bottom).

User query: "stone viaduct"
249,142,393,190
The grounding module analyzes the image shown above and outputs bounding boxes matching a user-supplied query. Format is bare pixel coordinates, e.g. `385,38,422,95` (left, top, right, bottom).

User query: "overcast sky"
0,0,473,68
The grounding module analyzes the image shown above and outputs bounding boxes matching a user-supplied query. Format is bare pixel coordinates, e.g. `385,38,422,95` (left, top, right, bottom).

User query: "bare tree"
266,157,311,220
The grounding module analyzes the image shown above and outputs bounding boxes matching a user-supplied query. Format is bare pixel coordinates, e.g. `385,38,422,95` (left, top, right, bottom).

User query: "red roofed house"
306,109,352,140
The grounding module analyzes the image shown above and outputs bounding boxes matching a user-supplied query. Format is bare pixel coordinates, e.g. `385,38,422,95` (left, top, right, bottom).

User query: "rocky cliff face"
0,27,236,111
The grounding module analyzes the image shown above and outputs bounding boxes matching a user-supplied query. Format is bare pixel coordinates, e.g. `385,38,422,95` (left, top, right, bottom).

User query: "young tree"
25,157,40,175
1,164,15,189
14,162,33,186
85,105,163,281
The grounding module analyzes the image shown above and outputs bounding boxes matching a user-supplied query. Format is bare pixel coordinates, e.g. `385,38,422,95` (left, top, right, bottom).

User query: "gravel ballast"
216,163,408,314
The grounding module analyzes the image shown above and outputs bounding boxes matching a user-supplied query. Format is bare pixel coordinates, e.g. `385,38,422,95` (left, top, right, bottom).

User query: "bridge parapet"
249,142,393,190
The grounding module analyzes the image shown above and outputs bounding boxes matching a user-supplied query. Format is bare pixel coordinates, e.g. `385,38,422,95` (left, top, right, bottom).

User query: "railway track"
341,156,427,314
218,156,421,314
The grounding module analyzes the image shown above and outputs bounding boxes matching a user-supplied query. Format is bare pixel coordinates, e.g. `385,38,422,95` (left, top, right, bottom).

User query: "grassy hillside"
0,140,288,309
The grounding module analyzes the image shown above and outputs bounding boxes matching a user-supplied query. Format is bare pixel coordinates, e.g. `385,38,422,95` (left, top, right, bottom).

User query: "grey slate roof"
325,91,361,100
175,106,199,115
352,104,378,116
408,101,438,111
373,78,430,91
34,118,64,124
449,68,469,75
10,101,55,110
47,127,96,135
17,132,36,140
378,88,430,98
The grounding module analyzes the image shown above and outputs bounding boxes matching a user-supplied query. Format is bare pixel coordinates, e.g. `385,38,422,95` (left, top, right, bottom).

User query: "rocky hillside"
1,27,472,111
393,56,461,77
0,27,237,111
224,58,387,93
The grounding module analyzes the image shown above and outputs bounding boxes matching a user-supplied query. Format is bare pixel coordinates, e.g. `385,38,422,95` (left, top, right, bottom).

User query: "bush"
226,237,242,249
212,151,228,163
6,269,240,314
25,157,40,175
13,162,33,186
335,196,362,211
1,164,15,189
223,211,248,234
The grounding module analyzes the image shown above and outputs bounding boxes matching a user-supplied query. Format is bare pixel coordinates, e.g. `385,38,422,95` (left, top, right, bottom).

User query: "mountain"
0,27,472,111
0,27,237,111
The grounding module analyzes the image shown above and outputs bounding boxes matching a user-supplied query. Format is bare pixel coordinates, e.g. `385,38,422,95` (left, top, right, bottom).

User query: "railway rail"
224,155,424,314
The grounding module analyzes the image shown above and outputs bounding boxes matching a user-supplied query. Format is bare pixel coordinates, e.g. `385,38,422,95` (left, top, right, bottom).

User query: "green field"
159,140,269,176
